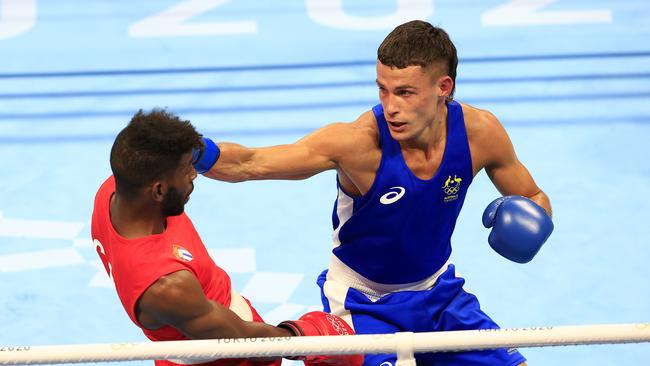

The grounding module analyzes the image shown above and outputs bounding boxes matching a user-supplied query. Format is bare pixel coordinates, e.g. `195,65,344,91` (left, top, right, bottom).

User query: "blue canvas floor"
1,1,649,365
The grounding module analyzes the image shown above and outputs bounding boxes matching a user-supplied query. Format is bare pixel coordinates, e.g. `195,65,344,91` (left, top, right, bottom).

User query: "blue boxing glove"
482,195,553,263
192,137,220,174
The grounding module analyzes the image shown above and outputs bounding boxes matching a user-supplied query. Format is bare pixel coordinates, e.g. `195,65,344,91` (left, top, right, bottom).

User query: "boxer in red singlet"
91,109,362,366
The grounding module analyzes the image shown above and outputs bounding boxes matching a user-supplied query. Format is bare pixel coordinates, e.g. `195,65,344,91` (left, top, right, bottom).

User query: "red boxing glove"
278,311,364,366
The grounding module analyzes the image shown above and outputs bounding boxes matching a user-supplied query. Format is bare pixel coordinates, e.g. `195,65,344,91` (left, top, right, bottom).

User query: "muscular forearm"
180,301,292,340
202,142,333,182
233,321,293,339
189,319,291,340
202,142,257,183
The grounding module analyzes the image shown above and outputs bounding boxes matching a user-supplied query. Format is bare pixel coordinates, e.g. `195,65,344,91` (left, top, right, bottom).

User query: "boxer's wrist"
192,137,220,174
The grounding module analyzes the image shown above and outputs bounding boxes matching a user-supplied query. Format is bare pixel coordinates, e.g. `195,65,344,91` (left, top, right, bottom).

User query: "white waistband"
229,289,253,321
327,255,451,299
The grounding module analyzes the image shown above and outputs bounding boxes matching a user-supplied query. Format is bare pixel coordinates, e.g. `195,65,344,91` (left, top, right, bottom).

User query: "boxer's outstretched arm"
200,122,360,183
136,270,290,339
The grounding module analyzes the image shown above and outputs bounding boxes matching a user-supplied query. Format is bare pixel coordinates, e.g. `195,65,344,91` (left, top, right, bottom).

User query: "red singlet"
91,176,279,366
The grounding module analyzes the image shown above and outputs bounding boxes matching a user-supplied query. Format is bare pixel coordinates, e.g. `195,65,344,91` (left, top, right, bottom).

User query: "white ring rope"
1,323,649,365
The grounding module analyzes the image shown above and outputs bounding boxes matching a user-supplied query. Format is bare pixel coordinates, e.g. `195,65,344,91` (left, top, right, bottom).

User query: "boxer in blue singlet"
194,20,553,366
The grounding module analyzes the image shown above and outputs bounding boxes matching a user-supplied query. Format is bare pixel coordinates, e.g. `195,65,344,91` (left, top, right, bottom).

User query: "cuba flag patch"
172,244,193,262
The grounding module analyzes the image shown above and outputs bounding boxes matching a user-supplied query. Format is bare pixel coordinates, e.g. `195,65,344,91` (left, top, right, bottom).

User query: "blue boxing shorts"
317,259,526,366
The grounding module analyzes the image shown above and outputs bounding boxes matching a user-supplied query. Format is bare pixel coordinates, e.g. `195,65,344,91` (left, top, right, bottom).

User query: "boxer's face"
376,61,453,142
161,152,197,216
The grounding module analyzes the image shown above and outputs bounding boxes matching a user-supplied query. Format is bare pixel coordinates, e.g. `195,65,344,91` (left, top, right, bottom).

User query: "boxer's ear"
437,75,453,98
151,181,166,203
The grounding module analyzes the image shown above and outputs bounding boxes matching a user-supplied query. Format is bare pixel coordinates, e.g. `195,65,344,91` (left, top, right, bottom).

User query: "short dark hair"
110,109,202,196
378,20,458,97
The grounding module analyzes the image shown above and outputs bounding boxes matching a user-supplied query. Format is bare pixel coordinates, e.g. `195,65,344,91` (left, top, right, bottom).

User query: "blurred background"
1,0,649,365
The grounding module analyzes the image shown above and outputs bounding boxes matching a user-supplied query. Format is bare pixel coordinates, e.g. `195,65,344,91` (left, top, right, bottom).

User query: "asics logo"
380,186,405,205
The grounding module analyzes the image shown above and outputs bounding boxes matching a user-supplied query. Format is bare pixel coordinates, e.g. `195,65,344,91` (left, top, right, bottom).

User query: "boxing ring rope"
2,323,649,365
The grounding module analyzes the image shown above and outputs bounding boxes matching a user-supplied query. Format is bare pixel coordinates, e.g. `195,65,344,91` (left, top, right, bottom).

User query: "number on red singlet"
94,239,114,281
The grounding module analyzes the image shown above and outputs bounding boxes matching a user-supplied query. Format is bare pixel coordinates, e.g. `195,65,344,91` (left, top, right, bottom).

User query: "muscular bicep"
137,270,249,339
